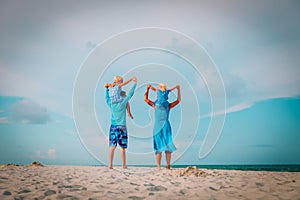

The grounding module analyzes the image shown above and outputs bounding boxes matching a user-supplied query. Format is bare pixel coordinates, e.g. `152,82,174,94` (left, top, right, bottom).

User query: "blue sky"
0,0,300,166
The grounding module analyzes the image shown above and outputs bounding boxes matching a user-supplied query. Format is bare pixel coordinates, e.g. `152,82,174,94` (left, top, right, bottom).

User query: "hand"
104,83,110,88
131,77,137,83
146,84,153,90
176,84,180,89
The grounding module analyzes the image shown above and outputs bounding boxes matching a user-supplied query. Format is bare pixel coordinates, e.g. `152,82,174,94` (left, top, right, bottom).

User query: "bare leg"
165,151,171,170
156,153,162,170
108,146,116,169
120,148,127,169
126,103,133,119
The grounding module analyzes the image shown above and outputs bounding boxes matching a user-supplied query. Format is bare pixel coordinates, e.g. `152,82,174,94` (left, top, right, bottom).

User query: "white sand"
0,164,299,199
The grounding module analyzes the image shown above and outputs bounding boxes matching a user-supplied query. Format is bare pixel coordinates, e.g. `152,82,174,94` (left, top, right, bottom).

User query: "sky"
0,0,300,166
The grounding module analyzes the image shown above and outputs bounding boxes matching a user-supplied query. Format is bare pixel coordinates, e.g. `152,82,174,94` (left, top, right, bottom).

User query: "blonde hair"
158,83,167,91
113,76,123,84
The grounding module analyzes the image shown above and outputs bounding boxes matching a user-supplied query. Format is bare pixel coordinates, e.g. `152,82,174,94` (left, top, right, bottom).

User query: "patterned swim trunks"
109,125,128,148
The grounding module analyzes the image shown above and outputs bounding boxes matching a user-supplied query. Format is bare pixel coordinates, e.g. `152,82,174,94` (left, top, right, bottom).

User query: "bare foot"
108,166,113,169
166,165,171,170
122,166,127,169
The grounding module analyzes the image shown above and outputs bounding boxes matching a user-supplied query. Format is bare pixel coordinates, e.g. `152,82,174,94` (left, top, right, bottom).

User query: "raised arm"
122,77,137,103
168,84,179,92
119,77,135,87
104,84,111,106
149,84,157,92
169,85,181,109
144,84,155,107
104,83,113,88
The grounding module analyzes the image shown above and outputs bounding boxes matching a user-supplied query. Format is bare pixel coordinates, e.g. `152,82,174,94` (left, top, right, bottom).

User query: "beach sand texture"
0,164,299,200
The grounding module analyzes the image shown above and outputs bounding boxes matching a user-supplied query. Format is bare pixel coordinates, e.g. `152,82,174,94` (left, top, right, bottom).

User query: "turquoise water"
171,165,300,172
128,165,300,172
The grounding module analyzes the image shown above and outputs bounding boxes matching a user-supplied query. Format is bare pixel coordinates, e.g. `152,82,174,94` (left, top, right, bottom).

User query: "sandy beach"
0,163,299,200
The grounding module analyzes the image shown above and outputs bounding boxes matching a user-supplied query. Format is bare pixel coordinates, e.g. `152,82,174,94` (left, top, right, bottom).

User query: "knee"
120,148,126,152
110,146,117,150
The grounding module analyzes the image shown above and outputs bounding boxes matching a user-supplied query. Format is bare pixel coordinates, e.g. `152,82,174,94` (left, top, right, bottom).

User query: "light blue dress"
153,101,176,154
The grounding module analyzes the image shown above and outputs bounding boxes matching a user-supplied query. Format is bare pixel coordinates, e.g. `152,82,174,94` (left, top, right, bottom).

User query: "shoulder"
113,84,120,89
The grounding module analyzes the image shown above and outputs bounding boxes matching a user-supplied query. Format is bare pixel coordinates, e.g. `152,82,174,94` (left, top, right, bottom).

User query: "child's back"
109,84,123,104
107,76,136,104
156,89,169,104
149,83,179,110
155,89,170,109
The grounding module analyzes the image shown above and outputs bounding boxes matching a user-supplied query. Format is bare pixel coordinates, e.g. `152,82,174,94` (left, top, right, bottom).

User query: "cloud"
228,44,300,106
197,41,300,116
225,103,253,114
201,102,254,119
0,67,43,97
222,72,247,100
86,41,97,50
32,149,56,159
1,0,299,120
64,130,77,135
12,99,50,124
0,63,72,118
47,149,56,159
0,117,8,124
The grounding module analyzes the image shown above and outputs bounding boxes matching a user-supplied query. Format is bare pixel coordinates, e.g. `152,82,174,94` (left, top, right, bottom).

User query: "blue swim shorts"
109,125,128,148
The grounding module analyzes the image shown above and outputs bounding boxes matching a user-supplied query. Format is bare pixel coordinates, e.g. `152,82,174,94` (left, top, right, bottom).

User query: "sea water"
170,164,300,172
125,164,300,172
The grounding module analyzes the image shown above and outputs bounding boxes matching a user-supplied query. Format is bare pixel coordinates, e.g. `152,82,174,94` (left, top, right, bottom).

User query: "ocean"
127,165,300,172
171,165,300,172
